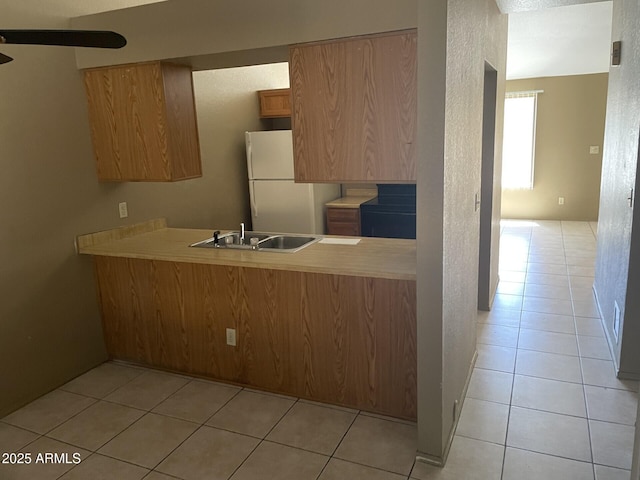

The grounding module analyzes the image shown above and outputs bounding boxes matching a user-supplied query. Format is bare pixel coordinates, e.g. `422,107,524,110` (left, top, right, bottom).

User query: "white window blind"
502,90,541,190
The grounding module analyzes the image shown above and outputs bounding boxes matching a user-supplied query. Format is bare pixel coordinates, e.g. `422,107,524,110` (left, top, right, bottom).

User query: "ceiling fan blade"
0,52,13,64
0,30,126,49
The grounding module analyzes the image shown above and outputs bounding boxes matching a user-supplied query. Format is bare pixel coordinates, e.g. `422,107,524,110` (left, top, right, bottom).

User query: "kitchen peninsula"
78,219,417,419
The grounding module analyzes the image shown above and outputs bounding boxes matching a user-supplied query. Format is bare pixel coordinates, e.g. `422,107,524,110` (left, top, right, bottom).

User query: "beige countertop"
325,195,376,209
77,219,416,281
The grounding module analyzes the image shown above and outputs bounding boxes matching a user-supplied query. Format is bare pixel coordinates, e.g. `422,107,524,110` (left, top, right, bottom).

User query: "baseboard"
592,284,622,375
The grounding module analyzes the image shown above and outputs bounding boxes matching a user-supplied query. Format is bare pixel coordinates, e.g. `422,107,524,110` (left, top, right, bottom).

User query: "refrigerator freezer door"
245,130,294,180
250,180,318,234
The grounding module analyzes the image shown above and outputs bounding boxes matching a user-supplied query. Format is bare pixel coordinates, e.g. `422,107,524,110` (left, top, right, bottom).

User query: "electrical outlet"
589,145,600,154
118,202,128,218
226,328,236,346
558,197,565,205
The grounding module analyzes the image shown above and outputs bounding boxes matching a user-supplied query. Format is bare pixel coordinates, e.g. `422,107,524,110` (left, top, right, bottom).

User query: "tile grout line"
500,224,531,480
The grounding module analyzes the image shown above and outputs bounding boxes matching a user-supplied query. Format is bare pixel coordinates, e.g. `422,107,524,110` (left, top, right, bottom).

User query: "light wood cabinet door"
84,61,202,182
258,88,291,118
290,30,417,183
326,207,361,236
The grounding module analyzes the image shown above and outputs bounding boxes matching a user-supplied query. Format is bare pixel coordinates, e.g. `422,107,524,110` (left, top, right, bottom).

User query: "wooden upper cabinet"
83,61,202,182
290,30,417,183
258,88,291,118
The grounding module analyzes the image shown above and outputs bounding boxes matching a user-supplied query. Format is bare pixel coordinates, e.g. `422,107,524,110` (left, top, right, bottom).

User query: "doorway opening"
478,62,498,311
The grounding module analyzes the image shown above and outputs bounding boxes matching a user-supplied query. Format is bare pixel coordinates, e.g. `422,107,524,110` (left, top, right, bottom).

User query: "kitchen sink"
190,231,320,253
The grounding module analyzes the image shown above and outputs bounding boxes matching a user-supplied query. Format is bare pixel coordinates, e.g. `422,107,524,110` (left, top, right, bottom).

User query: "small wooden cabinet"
83,61,202,182
258,88,291,118
327,207,361,236
290,30,417,183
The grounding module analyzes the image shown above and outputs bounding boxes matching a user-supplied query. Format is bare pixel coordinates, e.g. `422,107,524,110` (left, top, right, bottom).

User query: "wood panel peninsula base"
77,219,417,420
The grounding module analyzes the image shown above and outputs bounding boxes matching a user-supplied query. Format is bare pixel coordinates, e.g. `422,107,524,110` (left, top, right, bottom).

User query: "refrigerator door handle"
249,181,258,218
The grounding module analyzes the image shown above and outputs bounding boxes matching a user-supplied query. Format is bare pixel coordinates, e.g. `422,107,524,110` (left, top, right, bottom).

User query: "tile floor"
0,220,637,480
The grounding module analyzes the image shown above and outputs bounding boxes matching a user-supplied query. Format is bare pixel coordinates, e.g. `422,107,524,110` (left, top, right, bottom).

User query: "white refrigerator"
245,130,340,234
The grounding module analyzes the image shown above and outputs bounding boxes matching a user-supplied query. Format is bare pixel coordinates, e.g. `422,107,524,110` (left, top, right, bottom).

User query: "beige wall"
0,1,289,416
416,0,507,462
502,74,608,221
595,0,640,379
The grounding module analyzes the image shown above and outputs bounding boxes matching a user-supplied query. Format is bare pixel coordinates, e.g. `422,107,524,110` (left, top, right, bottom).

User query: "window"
501,91,540,190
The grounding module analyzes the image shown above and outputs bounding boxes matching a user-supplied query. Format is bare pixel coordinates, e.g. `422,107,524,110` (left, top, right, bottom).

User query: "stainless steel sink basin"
190,231,320,253
257,235,319,251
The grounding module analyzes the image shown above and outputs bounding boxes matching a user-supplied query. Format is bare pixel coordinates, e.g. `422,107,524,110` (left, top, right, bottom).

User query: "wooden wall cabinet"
258,88,291,118
290,30,417,183
83,61,202,182
327,207,361,236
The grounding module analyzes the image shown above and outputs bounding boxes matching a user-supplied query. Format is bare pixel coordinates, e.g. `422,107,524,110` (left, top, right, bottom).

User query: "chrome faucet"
240,222,245,242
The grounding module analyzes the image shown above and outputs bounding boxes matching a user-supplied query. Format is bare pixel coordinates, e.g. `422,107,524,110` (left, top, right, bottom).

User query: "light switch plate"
226,328,237,346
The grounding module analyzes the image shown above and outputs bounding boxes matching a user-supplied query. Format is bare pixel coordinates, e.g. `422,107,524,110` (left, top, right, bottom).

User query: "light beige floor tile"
585,386,638,425
0,422,39,452
157,426,258,480
519,311,575,334
475,344,516,373
152,380,240,424
570,276,596,289
527,263,568,276
492,294,523,311
590,420,634,470
527,247,564,257
206,390,295,438
59,453,149,480
476,324,519,348
496,281,525,296
566,255,596,267
525,272,570,287
507,406,592,462
230,440,328,480
528,254,567,265
59,363,143,399
573,297,601,318
515,349,582,383
523,296,574,316
499,271,527,283
576,317,606,337
502,447,594,480
47,400,144,451
319,458,406,480
334,415,416,476
98,413,198,469
411,436,503,480
524,283,571,300
455,398,508,445
499,261,528,273
581,358,640,391
466,368,513,404
103,371,189,411
2,436,91,480
594,465,631,480
517,329,579,356
511,375,586,417
477,308,520,328
572,285,597,297
578,335,612,360
2,390,96,434
569,265,596,277
266,401,355,455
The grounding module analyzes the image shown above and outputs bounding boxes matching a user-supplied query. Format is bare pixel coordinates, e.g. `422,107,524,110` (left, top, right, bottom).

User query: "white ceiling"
506,1,613,79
